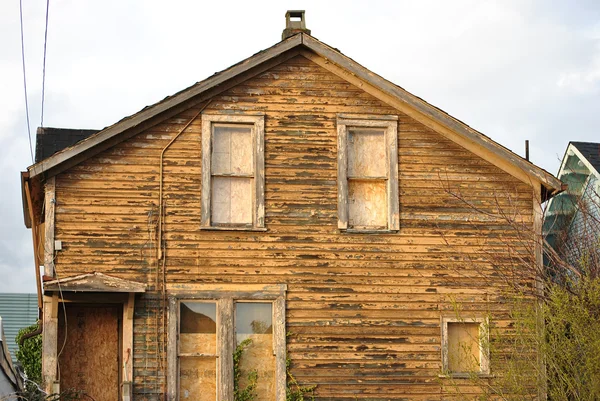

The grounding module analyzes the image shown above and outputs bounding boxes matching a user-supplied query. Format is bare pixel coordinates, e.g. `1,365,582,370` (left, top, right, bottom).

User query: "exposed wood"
274,296,286,401
201,114,265,229
47,54,542,399
25,180,43,311
337,116,399,231
167,297,178,401
122,293,135,393
44,177,56,277
441,316,489,376
44,272,147,293
29,47,302,181
42,294,58,393
58,304,121,401
298,37,561,192
27,33,561,196
219,297,234,401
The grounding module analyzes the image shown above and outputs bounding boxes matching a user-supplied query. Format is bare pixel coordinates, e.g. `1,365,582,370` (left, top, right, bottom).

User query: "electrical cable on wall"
19,0,34,163
40,0,50,127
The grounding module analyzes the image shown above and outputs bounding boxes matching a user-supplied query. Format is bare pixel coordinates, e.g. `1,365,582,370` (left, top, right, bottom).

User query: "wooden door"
58,304,121,401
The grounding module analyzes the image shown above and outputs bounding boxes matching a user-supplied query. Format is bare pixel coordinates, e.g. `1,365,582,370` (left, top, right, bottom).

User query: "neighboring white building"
544,142,600,276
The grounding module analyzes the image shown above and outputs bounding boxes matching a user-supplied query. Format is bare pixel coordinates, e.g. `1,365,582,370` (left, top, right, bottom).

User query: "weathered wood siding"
53,54,534,400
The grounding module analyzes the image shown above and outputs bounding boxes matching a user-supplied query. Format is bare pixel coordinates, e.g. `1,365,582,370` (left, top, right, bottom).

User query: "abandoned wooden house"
21,10,562,401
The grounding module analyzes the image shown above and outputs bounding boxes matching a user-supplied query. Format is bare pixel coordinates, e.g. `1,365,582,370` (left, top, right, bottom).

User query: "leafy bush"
16,322,42,391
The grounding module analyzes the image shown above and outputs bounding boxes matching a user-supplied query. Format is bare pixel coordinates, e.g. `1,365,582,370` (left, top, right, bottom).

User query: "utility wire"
19,0,34,163
40,0,50,127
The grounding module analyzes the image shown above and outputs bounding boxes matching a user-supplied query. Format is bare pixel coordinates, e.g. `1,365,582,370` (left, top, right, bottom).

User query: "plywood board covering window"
235,303,276,400
337,115,399,231
179,302,217,401
441,317,490,376
167,285,286,401
202,114,265,229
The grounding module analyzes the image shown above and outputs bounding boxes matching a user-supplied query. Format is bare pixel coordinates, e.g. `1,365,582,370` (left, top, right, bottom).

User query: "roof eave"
27,33,304,179
26,32,561,195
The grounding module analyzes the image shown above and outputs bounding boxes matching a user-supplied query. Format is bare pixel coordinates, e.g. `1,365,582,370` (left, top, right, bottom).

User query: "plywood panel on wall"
57,305,120,401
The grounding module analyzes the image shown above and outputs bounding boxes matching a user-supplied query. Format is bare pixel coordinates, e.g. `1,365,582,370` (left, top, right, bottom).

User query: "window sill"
340,229,399,234
200,226,268,232
438,373,493,379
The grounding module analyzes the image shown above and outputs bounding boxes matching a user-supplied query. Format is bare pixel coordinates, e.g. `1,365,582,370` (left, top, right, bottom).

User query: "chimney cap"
282,10,311,40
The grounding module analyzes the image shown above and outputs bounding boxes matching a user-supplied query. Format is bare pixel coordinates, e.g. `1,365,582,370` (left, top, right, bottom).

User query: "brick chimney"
282,10,311,40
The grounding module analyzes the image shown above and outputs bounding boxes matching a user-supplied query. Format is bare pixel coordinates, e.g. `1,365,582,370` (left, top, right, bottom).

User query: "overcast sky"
1,0,599,293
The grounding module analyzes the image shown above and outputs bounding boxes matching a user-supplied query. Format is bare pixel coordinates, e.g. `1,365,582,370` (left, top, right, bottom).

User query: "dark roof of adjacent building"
35,127,99,163
571,142,600,174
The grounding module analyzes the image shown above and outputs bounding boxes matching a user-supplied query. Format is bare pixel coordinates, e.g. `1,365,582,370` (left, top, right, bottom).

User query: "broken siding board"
51,54,536,399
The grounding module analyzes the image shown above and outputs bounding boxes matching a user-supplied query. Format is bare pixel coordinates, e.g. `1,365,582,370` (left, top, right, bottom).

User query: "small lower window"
441,317,489,376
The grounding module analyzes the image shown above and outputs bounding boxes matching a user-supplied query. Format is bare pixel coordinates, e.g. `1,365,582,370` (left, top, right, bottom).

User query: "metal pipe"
157,101,211,260
19,319,42,347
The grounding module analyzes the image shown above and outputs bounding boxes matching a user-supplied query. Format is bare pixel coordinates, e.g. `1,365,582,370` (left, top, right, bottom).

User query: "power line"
19,0,34,163
40,0,50,127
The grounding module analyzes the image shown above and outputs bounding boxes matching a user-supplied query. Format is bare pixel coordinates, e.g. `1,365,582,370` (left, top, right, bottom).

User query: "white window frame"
337,114,399,232
201,113,265,230
441,316,490,377
167,284,287,401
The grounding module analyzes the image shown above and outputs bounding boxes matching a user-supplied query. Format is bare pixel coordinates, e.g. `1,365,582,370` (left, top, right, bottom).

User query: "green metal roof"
0,294,38,363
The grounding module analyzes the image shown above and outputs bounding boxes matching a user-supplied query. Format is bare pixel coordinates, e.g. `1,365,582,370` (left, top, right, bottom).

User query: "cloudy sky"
1,0,599,293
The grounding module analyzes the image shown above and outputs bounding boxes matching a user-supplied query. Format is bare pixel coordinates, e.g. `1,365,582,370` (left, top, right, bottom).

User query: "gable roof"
26,33,562,197
570,142,600,176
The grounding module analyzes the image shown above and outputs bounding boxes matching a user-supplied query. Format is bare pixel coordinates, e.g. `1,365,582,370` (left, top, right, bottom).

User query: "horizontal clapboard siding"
53,54,534,400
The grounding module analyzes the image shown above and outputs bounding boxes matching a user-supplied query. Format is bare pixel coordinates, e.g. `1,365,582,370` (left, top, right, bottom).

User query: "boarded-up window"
337,115,399,231
179,302,217,400
447,322,480,373
211,125,254,225
347,129,388,229
235,303,275,401
442,318,489,375
201,114,265,229
168,287,286,401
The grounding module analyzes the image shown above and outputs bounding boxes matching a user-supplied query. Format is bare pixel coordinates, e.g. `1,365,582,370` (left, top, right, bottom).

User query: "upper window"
201,114,265,229
441,317,490,377
337,114,399,231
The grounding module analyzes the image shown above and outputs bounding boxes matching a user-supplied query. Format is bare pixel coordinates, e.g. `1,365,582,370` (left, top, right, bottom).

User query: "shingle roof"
35,127,99,163
571,142,600,174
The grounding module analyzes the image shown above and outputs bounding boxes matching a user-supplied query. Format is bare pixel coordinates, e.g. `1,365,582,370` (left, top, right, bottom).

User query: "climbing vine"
286,356,316,401
233,339,258,401
233,336,316,401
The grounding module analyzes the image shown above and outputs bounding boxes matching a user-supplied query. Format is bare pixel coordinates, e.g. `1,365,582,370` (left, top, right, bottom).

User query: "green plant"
286,356,316,401
233,335,316,401
16,323,42,392
233,338,258,401
285,332,316,401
